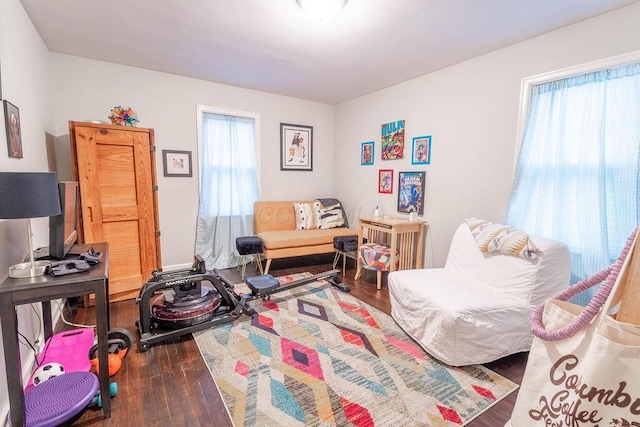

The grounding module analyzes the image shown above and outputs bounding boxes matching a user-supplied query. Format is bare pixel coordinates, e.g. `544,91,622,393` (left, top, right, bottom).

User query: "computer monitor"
48,181,78,259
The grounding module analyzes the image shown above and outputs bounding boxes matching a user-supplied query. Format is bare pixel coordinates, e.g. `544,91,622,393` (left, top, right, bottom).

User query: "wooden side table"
0,243,111,426
354,216,428,281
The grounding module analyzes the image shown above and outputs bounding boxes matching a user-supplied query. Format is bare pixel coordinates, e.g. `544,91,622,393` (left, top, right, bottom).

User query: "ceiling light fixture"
296,0,348,21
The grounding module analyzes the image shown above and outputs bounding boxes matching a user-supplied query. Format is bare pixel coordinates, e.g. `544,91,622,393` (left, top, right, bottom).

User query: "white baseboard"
162,262,193,272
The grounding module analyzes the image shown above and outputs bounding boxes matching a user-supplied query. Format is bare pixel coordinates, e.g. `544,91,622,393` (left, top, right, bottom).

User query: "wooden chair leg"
342,253,347,275
376,271,382,290
332,252,340,269
354,260,362,280
253,254,264,275
240,256,247,280
264,259,272,275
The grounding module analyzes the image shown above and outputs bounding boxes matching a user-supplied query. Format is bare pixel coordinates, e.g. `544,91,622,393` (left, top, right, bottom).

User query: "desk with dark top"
0,242,111,426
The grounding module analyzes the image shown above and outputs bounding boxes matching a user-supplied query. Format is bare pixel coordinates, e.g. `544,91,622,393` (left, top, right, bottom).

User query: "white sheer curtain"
506,62,640,305
195,112,259,269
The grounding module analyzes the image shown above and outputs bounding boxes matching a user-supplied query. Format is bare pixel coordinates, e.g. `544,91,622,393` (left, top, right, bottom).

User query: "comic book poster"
397,171,425,214
381,120,405,160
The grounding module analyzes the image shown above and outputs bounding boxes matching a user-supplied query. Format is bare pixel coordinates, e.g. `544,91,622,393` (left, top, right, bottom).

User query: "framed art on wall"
281,123,313,171
163,150,192,177
411,135,431,165
3,100,23,158
378,169,393,194
361,141,374,165
397,171,425,214
381,119,405,160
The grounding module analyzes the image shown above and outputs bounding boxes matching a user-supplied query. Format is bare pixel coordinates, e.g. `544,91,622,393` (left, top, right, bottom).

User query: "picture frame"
162,149,192,177
3,100,23,158
397,171,426,214
411,135,432,165
378,169,393,194
361,141,374,165
280,123,313,171
381,119,405,160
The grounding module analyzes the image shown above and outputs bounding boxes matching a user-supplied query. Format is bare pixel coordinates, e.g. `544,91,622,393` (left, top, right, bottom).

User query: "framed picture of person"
162,150,192,177
378,169,393,194
4,100,23,159
361,141,374,165
381,119,405,160
280,123,313,171
411,135,432,165
397,171,426,214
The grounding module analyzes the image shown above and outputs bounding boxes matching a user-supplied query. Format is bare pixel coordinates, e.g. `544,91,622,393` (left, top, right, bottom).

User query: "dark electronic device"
48,181,79,260
136,256,349,351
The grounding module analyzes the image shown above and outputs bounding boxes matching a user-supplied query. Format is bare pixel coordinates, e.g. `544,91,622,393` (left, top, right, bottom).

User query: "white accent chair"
388,223,571,366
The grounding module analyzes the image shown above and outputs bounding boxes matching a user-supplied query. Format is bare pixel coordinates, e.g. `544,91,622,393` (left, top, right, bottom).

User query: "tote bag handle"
530,226,638,341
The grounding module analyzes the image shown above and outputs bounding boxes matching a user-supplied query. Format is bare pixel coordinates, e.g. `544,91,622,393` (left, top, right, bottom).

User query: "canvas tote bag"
507,227,640,427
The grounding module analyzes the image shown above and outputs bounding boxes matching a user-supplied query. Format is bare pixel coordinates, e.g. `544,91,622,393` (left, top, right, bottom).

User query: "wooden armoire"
69,121,162,302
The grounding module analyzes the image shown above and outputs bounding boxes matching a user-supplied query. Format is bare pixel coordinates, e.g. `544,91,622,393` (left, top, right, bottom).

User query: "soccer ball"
33,362,65,386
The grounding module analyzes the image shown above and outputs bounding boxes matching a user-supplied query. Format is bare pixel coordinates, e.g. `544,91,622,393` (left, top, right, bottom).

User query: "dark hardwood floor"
59,255,526,426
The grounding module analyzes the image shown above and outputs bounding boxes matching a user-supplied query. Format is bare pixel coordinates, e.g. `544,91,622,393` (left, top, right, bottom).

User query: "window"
506,56,640,305
195,106,260,269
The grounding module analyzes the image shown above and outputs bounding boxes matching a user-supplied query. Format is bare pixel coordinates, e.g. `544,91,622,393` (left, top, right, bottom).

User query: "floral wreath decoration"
108,106,139,127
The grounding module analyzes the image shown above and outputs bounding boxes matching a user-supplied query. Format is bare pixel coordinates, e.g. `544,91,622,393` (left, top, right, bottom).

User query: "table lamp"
0,172,61,278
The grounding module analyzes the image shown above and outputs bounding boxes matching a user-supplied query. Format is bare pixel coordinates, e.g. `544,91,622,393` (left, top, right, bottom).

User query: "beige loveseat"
254,200,356,274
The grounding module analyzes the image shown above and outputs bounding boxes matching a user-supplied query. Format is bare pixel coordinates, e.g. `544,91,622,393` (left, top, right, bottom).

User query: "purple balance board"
24,371,98,427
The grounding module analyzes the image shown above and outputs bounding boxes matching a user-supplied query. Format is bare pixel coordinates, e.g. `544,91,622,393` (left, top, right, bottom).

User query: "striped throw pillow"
316,202,345,229
465,217,541,259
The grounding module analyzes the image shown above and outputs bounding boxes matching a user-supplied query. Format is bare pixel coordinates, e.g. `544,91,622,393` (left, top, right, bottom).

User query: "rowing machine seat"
246,274,279,297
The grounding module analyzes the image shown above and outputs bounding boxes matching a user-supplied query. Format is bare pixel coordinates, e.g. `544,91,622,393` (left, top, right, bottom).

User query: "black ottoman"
333,235,358,275
236,236,264,280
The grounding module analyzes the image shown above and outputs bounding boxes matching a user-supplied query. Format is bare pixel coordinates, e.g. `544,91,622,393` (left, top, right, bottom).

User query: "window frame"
196,104,262,197
514,49,640,174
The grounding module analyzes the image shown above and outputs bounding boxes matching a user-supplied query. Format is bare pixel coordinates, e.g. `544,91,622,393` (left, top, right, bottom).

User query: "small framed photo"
411,135,431,165
163,150,192,177
378,169,393,194
4,100,23,158
361,141,374,166
281,123,313,171
397,171,426,214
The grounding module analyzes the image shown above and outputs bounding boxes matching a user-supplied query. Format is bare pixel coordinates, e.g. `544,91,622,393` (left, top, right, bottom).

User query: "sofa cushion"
316,202,345,229
294,201,320,230
258,228,356,250
316,197,349,228
465,217,540,259
446,223,570,306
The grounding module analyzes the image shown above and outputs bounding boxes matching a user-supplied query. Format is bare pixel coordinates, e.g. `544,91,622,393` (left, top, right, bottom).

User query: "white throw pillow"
294,202,319,230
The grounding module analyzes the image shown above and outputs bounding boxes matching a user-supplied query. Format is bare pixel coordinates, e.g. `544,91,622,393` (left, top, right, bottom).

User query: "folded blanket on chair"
465,217,541,259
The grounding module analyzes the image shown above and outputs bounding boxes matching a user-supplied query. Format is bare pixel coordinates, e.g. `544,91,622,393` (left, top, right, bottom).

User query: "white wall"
3,0,640,421
334,3,640,267
0,0,57,419
49,54,335,269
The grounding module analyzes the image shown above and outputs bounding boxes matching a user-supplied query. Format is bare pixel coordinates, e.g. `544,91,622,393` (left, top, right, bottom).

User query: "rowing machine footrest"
246,274,279,296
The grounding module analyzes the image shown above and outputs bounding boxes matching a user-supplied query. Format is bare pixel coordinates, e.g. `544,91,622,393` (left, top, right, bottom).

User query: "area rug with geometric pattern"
193,273,518,426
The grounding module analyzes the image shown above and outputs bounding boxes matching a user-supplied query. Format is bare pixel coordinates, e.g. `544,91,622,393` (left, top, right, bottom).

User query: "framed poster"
381,119,405,160
3,100,23,158
163,150,192,177
280,123,313,171
378,169,393,194
411,135,431,165
397,171,426,214
361,141,374,165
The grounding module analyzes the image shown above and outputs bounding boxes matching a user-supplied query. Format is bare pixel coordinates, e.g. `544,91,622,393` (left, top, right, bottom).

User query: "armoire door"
70,121,162,302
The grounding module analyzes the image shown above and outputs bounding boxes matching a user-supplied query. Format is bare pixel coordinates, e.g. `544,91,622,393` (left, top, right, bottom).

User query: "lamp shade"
0,172,61,219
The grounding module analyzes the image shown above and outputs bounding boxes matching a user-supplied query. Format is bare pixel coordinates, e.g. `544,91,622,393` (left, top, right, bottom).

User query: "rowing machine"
136,256,349,351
